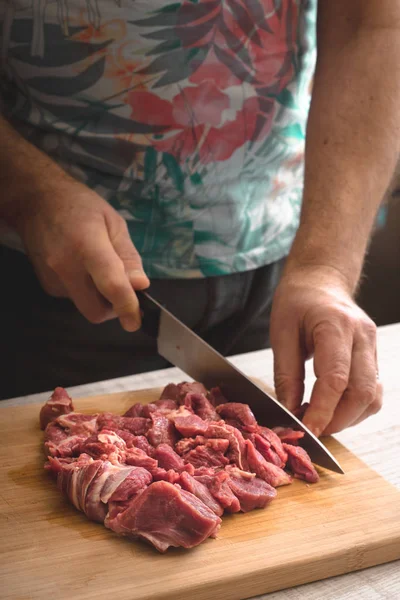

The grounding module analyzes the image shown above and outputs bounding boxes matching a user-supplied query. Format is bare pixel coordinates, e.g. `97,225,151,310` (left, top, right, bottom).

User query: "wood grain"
1,386,400,600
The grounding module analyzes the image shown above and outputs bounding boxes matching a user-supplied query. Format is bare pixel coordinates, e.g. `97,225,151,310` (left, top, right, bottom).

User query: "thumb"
271,320,305,412
112,225,150,290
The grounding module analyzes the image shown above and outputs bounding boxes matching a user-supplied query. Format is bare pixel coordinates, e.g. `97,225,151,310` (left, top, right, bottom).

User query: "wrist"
1,168,79,232
284,230,362,296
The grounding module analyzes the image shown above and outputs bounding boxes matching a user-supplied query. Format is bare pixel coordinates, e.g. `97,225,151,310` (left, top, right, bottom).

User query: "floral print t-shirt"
0,0,316,278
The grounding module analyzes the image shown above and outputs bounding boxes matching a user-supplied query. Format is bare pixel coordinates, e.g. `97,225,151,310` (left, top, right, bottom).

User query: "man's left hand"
270,266,383,436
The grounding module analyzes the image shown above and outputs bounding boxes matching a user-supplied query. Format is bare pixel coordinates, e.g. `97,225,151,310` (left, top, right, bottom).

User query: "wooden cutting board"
1,386,400,600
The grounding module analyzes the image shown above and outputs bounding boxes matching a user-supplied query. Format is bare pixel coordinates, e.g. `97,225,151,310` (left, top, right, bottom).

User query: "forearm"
287,3,400,293
0,115,74,228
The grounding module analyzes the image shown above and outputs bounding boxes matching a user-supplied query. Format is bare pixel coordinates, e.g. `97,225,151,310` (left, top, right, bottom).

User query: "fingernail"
120,315,140,332
128,269,149,282
303,420,321,438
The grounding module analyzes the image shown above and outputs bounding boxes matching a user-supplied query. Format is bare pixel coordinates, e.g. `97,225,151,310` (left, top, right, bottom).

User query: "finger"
348,380,383,428
108,219,149,290
62,269,115,324
302,321,352,437
82,229,142,331
36,265,68,298
70,224,140,330
271,321,305,413
321,331,377,435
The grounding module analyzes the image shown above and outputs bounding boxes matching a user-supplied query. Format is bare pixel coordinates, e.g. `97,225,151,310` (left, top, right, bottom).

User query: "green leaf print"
275,88,296,109
280,123,304,139
145,147,158,182
163,153,185,193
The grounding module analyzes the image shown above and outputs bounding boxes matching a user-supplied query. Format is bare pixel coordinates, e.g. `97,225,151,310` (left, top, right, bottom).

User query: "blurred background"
357,165,400,326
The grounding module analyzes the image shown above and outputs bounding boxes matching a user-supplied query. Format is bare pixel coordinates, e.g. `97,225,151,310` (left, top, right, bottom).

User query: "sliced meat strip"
107,468,153,502
216,403,257,432
99,466,138,503
273,427,305,445
179,472,223,516
246,440,292,487
97,413,150,436
80,431,127,464
159,383,181,401
45,434,87,459
175,436,229,456
105,481,221,552
173,414,208,437
183,393,220,421
254,433,284,468
206,423,247,470
125,447,158,471
154,444,194,474
194,471,241,513
44,422,68,445
177,382,208,401
151,468,181,484
39,387,74,430
184,445,229,469
207,386,228,407
147,414,177,447
56,413,98,436
283,443,319,483
84,461,121,523
123,403,144,418
225,466,277,512
256,426,288,466
54,454,104,518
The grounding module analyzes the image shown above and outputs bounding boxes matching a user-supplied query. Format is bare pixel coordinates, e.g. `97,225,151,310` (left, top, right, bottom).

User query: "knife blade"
138,291,344,475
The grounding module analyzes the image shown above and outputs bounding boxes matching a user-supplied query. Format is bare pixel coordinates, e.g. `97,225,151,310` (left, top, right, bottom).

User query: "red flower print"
126,82,275,165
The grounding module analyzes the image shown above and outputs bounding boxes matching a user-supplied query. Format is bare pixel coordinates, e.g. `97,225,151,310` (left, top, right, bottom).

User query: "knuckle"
360,317,377,339
274,375,303,394
323,371,349,395
85,309,108,325
369,396,383,415
102,277,127,299
313,315,351,342
356,385,376,406
348,383,377,408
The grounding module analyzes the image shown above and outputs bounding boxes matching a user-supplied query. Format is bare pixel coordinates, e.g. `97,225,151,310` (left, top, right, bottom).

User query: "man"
0,1,398,437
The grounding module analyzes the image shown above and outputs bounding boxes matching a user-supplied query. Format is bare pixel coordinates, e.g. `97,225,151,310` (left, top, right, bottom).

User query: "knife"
138,291,344,475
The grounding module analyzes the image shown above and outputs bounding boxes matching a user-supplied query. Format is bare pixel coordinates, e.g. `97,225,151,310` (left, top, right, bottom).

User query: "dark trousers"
0,246,285,399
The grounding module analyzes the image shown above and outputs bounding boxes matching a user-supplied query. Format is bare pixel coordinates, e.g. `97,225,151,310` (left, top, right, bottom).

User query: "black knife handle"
137,291,161,339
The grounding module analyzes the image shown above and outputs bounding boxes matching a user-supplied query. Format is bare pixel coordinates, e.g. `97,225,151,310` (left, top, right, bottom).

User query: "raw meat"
183,393,220,421
225,466,277,512
125,447,158,471
40,380,319,553
195,471,241,513
184,445,229,469
105,481,221,552
207,386,228,406
154,444,194,474
246,440,292,487
273,427,305,445
179,472,224,516
56,413,98,436
97,413,150,436
283,443,319,483
147,414,177,447
173,414,208,437
206,423,248,470
40,387,74,430
253,433,284,468
256,426,288,466
216,402,257,432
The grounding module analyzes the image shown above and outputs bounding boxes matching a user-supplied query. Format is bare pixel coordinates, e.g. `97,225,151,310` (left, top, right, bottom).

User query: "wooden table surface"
3,322,400,600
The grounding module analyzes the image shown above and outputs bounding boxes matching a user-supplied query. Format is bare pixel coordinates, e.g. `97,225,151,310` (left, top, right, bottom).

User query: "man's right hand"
15,180,149,332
